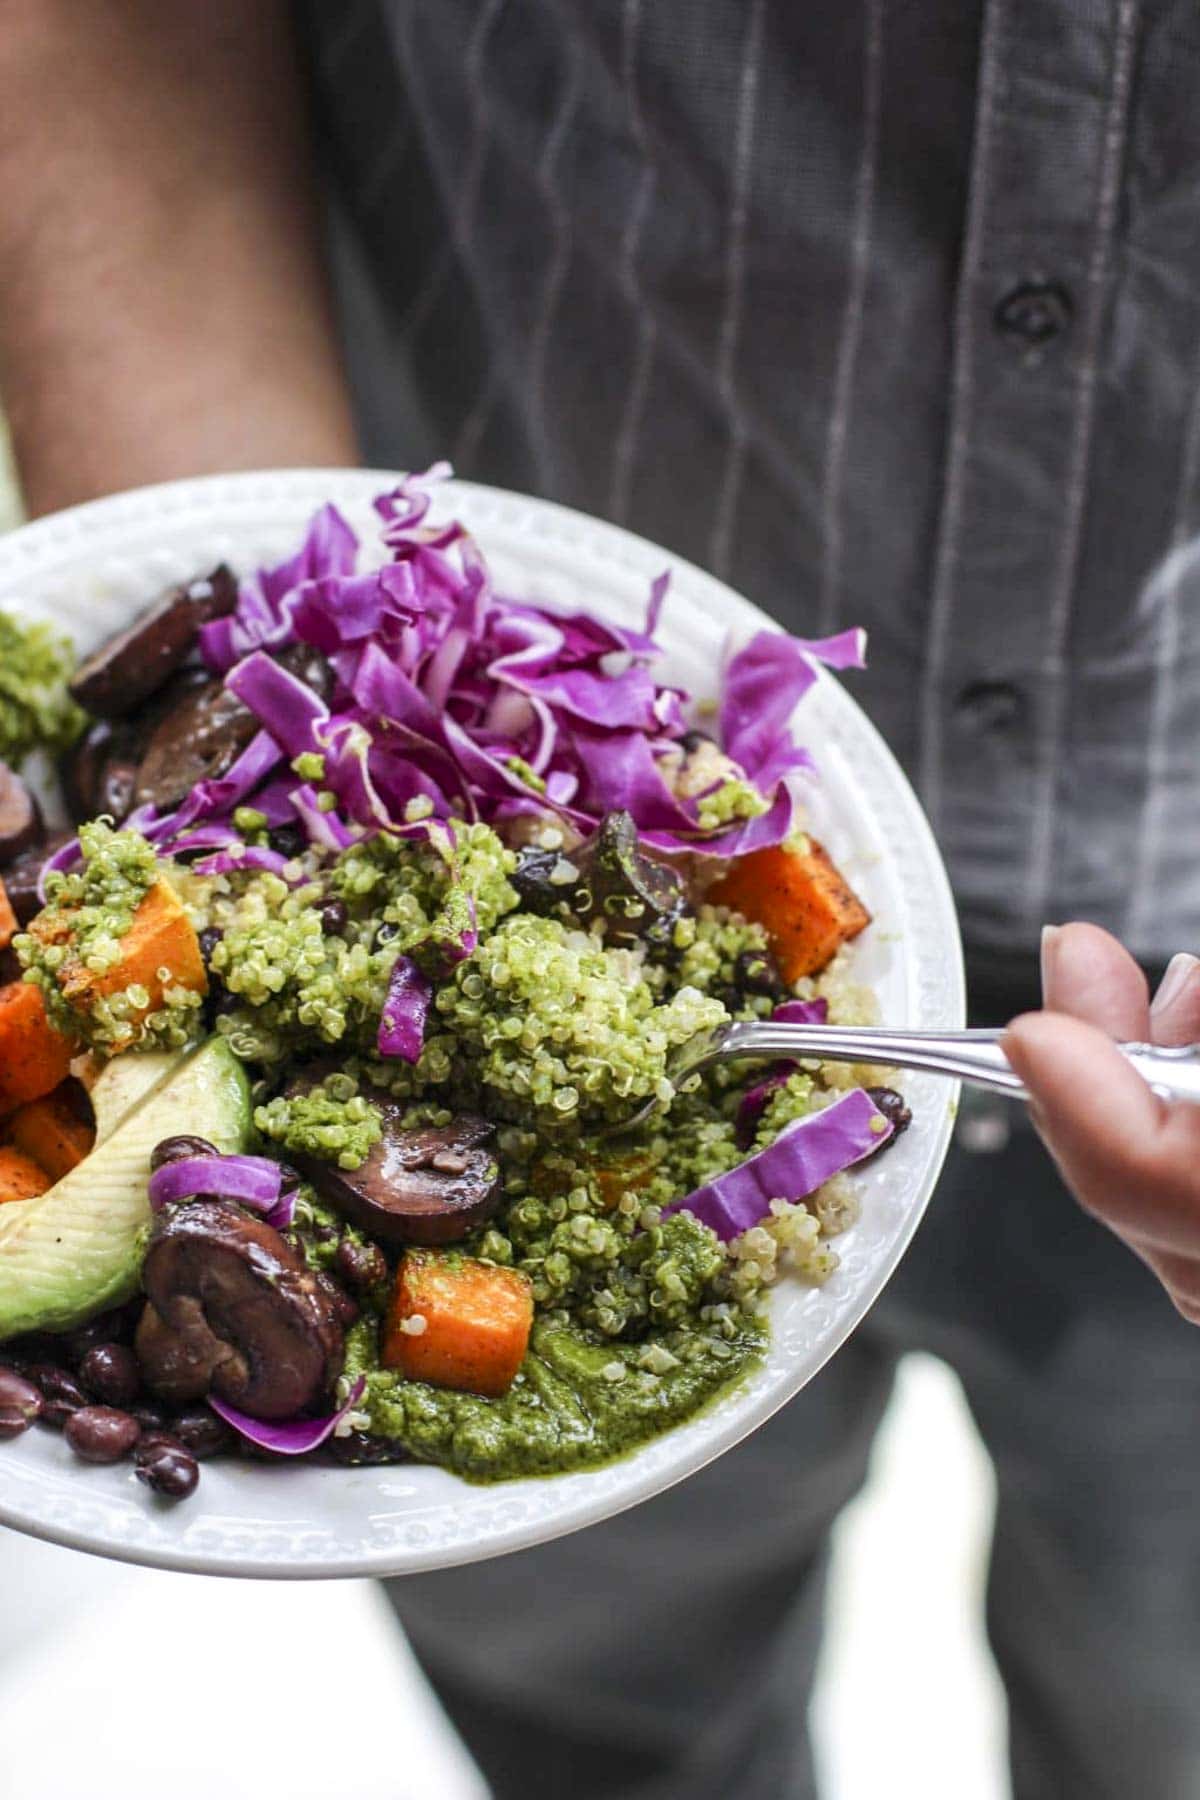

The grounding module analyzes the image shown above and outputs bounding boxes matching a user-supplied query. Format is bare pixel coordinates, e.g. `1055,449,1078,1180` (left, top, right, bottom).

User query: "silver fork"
609,1022,1200,1136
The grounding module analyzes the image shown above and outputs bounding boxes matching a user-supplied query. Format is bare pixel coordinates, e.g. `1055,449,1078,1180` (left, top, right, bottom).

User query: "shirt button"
954,680,1024,731
994,281,1073,350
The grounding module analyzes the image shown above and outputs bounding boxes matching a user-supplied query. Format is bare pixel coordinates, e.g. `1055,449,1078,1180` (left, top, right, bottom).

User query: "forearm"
0,3,359,518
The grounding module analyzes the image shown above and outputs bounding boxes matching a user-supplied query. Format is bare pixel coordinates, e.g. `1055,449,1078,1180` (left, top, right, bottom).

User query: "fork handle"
710,1023,1200,1105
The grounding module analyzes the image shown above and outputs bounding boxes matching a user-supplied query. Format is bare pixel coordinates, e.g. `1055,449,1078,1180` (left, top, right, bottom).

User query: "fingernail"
1040,924,1062,1001
1151,951,1200,1019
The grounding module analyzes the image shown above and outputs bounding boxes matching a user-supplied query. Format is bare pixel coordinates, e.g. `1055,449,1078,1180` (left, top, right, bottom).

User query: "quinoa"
0,607,83,766
427,913,727,1132
255,1075,384,1170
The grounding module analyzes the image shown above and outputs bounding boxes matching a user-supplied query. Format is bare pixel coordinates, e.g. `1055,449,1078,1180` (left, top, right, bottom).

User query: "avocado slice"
0,1038,250,1341
91,1050,183,1143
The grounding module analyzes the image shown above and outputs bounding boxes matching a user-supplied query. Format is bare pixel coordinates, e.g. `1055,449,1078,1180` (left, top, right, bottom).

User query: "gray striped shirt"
299,0,1200,966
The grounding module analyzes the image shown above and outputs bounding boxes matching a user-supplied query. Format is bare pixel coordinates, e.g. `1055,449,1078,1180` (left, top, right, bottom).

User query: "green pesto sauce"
344,1314,766,1481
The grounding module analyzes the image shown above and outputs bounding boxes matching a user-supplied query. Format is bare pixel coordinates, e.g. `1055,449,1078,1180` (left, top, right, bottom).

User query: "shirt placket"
919,0,1138,949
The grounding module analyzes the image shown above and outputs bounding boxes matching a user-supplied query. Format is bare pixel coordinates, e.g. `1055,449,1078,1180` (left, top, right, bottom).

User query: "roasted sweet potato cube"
0,981,76,1117
0,1145,52,1204
708,838,870,981
383,1249,534,1398
30,878,206,1049
5,1083,95,1181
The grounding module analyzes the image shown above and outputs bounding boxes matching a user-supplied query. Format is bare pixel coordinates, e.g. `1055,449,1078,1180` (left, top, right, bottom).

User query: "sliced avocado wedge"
91,1050,183,1144
0,1038,250,1341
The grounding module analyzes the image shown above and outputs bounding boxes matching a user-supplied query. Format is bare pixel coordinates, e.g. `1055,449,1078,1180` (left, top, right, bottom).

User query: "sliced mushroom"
59,718,142,825
69,566,238,719
132,670,259,814
568,810,685,947
0,763,43,863
294,1089,502,1248
0,829,70,926
129,643,335,817
134,1299,225,1405
275,641,336,706
137,1199,346,1420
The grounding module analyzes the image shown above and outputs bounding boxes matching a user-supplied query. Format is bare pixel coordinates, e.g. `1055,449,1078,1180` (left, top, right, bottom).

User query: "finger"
1040,922,1150,1039
1001,1012,1200,1254
1149,952,1200,1048
1129,1244,1200,1327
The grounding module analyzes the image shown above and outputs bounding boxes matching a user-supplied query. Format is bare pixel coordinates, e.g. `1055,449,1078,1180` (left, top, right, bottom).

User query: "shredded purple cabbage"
377,955,433,1062
189,467,864,862
199,505,358,673
771,999,830,1027
665,1088,892,1242
209,1376,367,1455
58,471,864,927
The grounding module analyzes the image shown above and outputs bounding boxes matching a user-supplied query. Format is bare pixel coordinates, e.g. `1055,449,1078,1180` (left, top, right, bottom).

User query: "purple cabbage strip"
226,650,330,762
664,1088,892,1242
377,955,433,1062
209,1376,367,1457
289,783,360,852
192,845,303,881
719,628,866,789
772,999,830,1026
148,1153,284,1214
732,999,830,1149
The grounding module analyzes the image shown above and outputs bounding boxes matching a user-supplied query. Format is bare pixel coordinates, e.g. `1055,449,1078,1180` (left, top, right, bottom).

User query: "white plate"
0,469,964,1578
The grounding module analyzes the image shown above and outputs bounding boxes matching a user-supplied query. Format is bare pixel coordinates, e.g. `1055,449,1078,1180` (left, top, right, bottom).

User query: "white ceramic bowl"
0,470,963,1577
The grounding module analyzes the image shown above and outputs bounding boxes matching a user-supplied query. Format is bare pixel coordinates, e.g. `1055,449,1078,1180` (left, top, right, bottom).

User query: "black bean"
150,1135,218,1173
315,1270,358,1330
30,1366,88,1428
863,1086,913,1158
733,946,788,1001
3,1331,59,1368
61,1303,139,1364
197,926,223,968
334,1239,388,1292
169,1408,236,1461
317,896,348,938
64,1406,141,1464
134,1430,188,1461
0,1366,43,1439
267,823,307,861
129,1400,169,1435
866,1086,912,1135
135,1442,199,1500
79,1342,141,1407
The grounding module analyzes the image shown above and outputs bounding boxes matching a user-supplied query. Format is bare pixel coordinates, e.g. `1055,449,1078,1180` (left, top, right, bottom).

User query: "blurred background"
0,429,1011,1800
